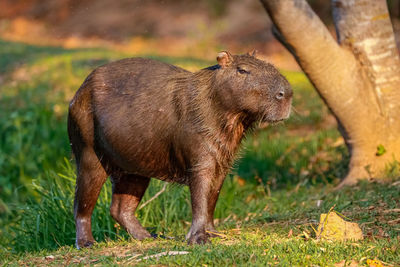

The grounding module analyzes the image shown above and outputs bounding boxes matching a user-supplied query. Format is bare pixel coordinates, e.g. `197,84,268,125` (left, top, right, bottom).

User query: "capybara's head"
212,51,292,123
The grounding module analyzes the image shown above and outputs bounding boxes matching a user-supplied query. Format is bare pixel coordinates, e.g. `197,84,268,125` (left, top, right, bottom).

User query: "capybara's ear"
247,49,258,57
217,51,233,68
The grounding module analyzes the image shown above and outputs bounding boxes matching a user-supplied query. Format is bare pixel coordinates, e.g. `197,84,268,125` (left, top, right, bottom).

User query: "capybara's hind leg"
110,174,151,240
74,147,107,249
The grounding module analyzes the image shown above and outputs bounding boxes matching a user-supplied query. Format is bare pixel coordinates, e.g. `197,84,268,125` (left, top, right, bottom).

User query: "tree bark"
260,0,400,186
332,0,400,120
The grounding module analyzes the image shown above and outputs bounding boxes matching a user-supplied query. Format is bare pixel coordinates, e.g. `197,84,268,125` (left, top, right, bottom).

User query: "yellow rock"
317,211,363,241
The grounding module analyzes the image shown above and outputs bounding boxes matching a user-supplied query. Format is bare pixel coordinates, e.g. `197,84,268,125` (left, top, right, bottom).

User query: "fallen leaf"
365,246,376,252
237,177,246,186
366,258,388,267
377,228,389,238
332,138,344,147
317,211,363,241
391,180,400,187
287,229,293,238
72,258,81,264
245,194,255,203
334,259,359,267
302,231,310,240
382,208,400,213
376,144,386,156
387,218,400,225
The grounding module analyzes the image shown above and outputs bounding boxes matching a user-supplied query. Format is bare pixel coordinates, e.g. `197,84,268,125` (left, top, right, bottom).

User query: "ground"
0,39,399,266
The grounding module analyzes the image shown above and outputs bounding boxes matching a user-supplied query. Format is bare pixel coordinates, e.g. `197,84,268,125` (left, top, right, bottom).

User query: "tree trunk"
260,0,400,186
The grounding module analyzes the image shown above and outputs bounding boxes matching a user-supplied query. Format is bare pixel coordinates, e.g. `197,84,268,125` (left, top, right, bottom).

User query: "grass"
0,39,399,266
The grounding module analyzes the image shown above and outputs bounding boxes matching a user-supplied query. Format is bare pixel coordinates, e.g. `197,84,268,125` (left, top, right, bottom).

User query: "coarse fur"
68,51,292,248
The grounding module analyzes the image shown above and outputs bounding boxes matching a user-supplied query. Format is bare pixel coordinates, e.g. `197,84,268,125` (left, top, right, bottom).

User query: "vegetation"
0,39,399,265
261,0,400,186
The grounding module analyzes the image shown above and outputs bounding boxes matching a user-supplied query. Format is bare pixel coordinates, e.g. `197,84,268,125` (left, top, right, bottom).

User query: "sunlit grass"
0,39,399,265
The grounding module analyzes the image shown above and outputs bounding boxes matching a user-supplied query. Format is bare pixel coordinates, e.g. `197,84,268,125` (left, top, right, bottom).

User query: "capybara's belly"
93,108,190,183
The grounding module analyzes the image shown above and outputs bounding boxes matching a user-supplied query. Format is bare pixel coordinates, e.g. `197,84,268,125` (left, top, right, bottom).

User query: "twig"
205,230,227,238
335,210,351,221
138,183,167,210
137,251,189,261
382,208,400,213
124,254,142,264
310,224,318,236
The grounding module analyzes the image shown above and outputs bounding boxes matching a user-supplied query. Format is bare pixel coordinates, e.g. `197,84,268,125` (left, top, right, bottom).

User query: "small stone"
45,255,55,260
317,212,363,241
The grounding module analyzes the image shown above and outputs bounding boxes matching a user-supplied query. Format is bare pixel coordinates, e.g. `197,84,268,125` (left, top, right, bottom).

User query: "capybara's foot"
129,226,152,240
75,217,96,249
76,239,95,249
186,229,209,245
111,215,151,240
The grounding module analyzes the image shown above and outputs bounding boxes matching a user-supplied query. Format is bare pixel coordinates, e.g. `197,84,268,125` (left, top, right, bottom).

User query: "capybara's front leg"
74,147,108,249
186,170,214,245
110,174,151,240
205,174,226,236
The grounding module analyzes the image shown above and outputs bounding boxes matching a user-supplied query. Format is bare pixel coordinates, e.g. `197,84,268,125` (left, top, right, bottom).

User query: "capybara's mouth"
258,103,291,124
261,105,291,123
259,113,288,124
263,117,286,124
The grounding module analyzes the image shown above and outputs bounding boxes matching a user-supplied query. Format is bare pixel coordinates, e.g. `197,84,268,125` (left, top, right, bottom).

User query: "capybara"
68,51,292,248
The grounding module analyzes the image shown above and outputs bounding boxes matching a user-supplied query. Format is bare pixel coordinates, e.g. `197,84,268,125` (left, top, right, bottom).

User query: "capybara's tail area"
68,76,111,249
67,79,96,170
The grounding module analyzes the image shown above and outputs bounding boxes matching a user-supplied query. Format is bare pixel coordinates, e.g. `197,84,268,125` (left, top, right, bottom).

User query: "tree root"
334,165,372,190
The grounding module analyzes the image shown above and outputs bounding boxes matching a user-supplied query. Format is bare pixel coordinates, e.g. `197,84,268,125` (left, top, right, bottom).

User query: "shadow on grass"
235,126,349,188
0,39,98,74
0,39,213,74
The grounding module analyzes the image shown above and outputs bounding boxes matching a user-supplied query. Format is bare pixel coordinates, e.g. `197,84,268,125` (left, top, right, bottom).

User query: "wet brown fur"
68,52,292,248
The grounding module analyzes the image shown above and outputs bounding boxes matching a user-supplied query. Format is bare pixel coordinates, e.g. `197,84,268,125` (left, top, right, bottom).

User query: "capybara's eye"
237,67,249,75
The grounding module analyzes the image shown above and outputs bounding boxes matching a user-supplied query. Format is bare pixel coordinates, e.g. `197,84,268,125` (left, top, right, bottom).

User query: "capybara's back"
68,51,292,248
69,58,192,181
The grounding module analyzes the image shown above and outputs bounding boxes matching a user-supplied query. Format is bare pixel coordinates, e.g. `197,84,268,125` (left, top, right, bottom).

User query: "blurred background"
1,0,398,70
